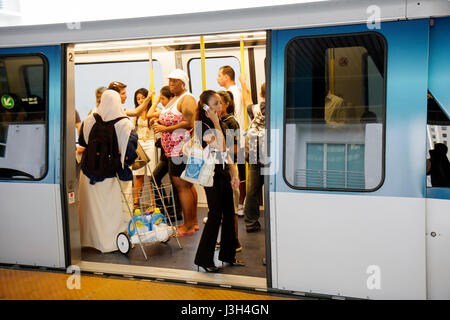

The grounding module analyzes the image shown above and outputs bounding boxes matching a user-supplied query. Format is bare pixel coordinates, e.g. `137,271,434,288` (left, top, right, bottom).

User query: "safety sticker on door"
68,192,75,204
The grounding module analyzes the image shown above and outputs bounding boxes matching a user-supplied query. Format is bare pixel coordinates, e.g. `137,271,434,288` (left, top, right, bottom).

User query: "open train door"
267,19,430,299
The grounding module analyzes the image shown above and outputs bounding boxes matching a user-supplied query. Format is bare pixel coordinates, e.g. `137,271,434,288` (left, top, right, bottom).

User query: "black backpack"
85,113,127,177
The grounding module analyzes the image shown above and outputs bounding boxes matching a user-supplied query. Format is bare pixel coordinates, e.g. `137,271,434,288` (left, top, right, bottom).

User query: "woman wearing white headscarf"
78,90,138,253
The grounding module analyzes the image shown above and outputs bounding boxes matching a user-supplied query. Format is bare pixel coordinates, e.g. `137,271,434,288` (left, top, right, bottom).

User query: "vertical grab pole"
148,45,155,100
148,45,156,206
240,35,247,130
240,35,249,189
330,48,335,95
200,36,206,92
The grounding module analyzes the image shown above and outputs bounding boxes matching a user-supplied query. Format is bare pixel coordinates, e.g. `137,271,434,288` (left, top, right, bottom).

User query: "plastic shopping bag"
181,140,215,187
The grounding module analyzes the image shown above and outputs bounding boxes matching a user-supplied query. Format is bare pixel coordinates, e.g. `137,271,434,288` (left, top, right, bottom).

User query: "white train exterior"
0,0,449,299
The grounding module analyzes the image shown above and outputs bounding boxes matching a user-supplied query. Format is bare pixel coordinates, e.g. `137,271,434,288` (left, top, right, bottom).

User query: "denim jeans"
244,163,264,229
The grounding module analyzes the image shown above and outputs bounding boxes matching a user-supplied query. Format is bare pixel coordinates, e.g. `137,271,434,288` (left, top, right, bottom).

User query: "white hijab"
82,89,133,168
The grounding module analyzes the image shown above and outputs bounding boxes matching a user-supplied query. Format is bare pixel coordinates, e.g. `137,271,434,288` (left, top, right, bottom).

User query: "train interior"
69,31,269,288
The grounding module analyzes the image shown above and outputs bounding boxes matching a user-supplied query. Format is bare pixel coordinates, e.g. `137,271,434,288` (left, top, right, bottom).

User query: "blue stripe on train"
427,188,450,201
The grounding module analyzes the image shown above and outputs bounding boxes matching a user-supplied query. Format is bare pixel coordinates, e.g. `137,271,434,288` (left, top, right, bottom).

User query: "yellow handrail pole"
200,36,206,92
240,36,246,76
240,36,247,129
240,35,248,189
148,46,155,100
330,48,335,95
148,45,157,195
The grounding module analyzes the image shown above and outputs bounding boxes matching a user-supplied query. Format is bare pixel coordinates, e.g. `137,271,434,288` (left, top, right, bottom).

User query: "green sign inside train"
1,95,15,109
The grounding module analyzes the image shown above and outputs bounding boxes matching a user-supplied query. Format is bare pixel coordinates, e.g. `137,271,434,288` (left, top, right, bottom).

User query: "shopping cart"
116,173,182,260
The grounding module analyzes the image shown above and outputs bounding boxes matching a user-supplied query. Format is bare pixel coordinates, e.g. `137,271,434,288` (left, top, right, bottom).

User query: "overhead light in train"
74,32,266,52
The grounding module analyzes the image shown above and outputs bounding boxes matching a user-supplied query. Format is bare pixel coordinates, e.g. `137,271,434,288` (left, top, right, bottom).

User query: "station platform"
0,267,294,300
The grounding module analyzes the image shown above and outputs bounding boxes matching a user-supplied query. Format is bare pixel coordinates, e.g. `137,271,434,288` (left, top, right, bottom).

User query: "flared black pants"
194,170,236,267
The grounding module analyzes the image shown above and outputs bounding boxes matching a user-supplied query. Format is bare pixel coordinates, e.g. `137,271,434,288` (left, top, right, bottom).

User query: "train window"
304,143,365,189
426,93,450,188
0,55,48,180
75,60,163,121
23,65,45,98
284,33,386,191
188,56,240,100
0,67,8,92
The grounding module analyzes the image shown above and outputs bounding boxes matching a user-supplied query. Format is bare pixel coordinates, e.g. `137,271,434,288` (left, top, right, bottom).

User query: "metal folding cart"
116,173,182,260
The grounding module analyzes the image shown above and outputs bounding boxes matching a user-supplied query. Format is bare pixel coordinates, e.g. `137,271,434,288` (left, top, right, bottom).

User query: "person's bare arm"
228,162,240,189
203,122,239,189
146,94,162,119
125,94,152,117
179,95,197,129
239,74,253,109
203,107,226,152
75,122,81,137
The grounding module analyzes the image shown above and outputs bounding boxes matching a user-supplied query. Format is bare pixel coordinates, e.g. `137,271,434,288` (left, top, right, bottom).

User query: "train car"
0,0,449,299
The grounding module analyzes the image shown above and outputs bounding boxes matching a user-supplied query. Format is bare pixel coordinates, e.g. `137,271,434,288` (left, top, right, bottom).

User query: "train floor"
81,207,267,278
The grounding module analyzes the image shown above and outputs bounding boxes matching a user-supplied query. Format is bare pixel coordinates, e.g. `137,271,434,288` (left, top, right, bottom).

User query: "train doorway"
64,32,270,290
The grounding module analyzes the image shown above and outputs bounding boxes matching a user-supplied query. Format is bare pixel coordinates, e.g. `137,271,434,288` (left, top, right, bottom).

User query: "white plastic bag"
180,137,216,187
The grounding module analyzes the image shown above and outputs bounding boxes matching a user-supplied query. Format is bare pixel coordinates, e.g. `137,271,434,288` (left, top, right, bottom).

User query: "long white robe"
78,90,135,253
79,173,132,253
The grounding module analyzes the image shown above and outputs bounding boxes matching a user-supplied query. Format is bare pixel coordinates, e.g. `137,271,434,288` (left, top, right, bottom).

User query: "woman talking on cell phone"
193,90,243,273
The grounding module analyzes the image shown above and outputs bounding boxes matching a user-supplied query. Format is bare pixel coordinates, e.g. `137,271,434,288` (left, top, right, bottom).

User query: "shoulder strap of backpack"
93,112,103,124
92,113,128,125
107,116,128,125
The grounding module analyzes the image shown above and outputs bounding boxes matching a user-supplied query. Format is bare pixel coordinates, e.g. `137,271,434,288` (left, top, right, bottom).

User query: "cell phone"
203,104,210,111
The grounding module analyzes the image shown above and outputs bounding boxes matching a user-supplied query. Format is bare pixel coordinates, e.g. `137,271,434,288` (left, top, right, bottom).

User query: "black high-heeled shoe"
221,259,245,267
196,265,222,273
